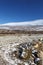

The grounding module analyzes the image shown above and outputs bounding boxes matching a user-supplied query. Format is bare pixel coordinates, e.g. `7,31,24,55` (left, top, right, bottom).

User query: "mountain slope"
0,19,43,34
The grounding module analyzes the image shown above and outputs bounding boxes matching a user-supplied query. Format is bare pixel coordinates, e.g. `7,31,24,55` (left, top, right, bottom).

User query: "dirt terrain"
0,34,43,65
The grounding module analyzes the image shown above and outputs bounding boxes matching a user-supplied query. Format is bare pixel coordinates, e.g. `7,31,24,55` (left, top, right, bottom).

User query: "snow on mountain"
1,19,43,26
0,19,43,31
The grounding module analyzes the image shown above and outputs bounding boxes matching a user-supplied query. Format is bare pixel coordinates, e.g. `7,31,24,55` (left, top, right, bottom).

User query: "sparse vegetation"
0,34,43,65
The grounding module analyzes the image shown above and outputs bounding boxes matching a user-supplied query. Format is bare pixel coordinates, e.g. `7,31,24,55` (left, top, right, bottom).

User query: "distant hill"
0,19,43,34
0,25,43,34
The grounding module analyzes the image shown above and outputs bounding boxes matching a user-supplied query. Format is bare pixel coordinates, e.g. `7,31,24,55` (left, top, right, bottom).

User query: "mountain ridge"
0,19,43,26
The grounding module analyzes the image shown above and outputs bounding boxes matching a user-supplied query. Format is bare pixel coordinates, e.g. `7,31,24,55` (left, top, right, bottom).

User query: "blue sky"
0,0,43,24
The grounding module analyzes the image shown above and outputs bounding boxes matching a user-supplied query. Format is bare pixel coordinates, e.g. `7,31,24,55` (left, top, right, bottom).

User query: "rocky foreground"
0,34,43,65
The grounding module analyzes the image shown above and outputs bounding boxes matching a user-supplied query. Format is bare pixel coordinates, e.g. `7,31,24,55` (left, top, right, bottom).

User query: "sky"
0,0,43,24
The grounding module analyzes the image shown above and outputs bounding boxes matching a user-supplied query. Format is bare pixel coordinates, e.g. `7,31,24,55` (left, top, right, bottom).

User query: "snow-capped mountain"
1,19,43,26
0,19,43,31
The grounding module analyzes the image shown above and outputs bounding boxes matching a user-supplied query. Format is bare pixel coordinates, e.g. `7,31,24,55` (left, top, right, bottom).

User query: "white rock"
24,62,29,65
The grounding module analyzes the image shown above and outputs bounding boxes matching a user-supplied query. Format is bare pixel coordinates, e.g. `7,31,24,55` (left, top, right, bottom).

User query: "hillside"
0,25,43,34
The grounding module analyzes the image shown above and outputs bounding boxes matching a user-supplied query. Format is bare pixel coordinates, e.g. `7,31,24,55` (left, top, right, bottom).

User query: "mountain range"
0,19,43,34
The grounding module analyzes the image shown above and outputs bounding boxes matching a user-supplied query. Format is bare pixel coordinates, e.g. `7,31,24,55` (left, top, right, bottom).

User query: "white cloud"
1,19,43,26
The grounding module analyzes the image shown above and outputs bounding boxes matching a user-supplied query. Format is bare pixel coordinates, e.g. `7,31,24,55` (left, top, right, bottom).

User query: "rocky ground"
0,34,43,65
